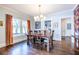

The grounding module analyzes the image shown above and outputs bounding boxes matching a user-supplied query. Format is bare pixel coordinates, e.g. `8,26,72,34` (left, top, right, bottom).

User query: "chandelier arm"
34,5,46,21
39,5,41,20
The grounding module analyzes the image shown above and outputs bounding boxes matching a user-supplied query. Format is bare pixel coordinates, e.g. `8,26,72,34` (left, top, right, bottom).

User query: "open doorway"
61,18,72,39
61,17,74,49
61,18,67,39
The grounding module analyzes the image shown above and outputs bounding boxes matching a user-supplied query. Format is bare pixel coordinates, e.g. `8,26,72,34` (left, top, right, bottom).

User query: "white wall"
51,16,61,41
0,8,6,47
40,9,74,41
0,7,28,48
30,16,35,31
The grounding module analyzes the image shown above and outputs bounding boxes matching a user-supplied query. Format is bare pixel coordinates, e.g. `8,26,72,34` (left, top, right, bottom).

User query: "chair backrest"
51,30,54,40
29,30,32,35
34,30,38,35
44,30,46,35
39,30,41,34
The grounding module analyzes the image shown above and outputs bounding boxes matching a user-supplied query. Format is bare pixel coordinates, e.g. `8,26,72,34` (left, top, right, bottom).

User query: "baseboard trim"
61,36,71,39
12,40,27,45
0,40,27,49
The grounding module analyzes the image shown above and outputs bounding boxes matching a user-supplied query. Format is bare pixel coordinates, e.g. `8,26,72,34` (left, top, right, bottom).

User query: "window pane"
17,27,20,33
13,27,16,33
22,21,27,34
13,18,21,34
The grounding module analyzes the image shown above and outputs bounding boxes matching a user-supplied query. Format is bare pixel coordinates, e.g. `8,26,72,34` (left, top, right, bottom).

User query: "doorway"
61,18,73,49
61,18,72,39
61,18,67,39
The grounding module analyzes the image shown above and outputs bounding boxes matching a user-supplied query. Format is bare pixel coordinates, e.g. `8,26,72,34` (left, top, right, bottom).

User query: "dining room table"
26,34,53,52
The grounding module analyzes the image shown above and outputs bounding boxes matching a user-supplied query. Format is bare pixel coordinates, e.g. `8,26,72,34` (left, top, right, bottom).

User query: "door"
61,18,67,38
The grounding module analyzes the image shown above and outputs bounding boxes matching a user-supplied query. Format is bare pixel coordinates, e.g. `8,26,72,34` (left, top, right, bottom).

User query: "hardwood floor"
0,37,79,55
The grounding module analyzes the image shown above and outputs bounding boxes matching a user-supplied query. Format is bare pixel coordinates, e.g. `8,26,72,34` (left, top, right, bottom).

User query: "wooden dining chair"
32,31,38,47
32,30,44,49
42,30,54,51
33,30,38,44
44,30,46,36
27,30,32,45
27,30,34,45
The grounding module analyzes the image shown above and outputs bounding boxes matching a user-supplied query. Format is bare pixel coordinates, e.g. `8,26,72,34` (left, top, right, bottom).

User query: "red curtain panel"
27,17,31,34
6,14,13,46
74,5,79,48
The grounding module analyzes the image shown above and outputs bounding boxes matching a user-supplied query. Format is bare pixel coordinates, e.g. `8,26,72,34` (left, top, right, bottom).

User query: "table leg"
27,36,30,45
47,38,50,52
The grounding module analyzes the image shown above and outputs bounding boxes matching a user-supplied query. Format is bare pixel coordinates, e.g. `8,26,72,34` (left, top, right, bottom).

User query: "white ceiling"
0,4,76,16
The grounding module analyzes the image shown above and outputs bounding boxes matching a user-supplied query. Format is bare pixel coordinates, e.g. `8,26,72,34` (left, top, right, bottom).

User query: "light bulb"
40,14,43,18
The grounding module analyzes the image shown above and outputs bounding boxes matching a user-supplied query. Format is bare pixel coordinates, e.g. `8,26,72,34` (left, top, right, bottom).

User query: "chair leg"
40,43,43,50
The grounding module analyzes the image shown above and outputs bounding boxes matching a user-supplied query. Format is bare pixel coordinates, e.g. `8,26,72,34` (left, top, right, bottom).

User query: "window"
13,18,21,34
13,18,27,35
22,21,27,34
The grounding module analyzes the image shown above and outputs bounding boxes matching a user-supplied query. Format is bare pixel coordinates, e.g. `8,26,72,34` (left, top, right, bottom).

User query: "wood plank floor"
0,37,79,55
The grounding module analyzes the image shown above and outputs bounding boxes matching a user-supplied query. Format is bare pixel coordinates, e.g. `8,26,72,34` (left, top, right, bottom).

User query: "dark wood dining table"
26,34,52,52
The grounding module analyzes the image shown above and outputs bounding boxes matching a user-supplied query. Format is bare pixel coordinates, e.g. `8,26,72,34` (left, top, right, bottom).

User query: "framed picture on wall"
35,21,41,29
45,20,51,28
0,21,3,27
67,23,71,30
53,22,58,28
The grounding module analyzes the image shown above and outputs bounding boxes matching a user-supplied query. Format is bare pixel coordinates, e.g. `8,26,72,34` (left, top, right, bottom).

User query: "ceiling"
0,4,76,16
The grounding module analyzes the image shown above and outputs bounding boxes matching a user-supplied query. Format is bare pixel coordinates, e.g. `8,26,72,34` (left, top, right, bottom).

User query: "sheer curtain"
27,18,31,34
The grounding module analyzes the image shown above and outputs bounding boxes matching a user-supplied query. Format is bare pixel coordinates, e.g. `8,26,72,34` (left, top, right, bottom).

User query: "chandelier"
34,5,46,21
